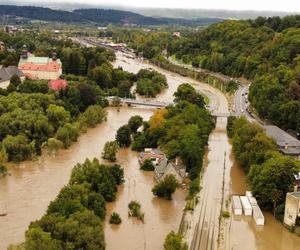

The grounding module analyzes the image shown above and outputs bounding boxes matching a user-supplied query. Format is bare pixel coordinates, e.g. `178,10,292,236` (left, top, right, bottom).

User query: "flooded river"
1,49,300,250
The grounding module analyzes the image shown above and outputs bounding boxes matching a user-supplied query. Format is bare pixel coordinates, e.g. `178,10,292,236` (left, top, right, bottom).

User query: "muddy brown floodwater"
227,154,300,250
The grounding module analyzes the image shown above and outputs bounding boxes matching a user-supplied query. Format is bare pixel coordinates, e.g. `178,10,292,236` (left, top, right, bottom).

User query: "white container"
246,191,253,198
248,196,258,206
232,196,242,215
240,196,252,216
252,205,264,225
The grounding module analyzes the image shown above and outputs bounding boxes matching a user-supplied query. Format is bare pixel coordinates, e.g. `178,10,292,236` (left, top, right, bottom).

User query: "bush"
152,174,179,200
128,201,144,222
109,212,122,225
140,158,155,171
222,210,230,218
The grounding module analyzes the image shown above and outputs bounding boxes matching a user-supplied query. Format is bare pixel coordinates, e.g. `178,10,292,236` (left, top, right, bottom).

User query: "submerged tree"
102,141,119,162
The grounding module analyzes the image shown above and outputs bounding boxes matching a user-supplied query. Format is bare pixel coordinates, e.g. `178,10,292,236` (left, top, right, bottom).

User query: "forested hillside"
170,16,300,135
0,5,223,26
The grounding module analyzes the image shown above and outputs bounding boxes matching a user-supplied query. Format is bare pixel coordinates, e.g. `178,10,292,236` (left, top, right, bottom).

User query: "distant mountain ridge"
0,5,223,26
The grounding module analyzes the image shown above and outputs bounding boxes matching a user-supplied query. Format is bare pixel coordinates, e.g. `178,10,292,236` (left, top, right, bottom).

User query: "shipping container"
252,205,264,225
232,196,242,215
240,196,252,216
248,196,257,206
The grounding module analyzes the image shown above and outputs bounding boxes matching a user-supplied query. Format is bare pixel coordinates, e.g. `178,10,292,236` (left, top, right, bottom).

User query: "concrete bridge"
107,96,235,117
107,96,173,108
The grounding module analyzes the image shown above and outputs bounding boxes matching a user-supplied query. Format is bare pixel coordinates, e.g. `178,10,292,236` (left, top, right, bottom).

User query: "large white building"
18,53,62,80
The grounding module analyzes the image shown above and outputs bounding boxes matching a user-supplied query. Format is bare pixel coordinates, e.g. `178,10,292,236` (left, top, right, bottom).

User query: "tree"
46,104,71,130
55,123,80,148
7,74,21,92
128,115,143,133
152,175,179,200
116,125,131,147
102,141,118,162
140,158,155,171
248,152,300,210
79,105,107,128
174,83,205,108
25,228,62,250
2,135,32,162
109,212,122,225
164,231,182,250
128,201,144,222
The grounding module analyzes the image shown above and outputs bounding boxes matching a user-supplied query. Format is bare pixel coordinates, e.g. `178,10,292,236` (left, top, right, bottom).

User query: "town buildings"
265,125,300,159
284,192,300,227
138,148,186,184
0,66,25,88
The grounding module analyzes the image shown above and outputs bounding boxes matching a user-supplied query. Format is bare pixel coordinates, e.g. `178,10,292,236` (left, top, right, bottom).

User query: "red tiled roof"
19,61,61,72
48,79,67,91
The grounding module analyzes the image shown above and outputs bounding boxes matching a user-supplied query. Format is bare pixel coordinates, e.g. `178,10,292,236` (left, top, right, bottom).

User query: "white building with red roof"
18,52,62,80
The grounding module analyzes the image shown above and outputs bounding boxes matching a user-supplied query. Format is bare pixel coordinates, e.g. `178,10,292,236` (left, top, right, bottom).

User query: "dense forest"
227,116,300,214
168,15,300,135
0,5,222,26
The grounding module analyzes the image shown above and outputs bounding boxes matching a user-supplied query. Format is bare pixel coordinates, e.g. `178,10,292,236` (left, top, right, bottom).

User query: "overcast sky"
36,0,300,12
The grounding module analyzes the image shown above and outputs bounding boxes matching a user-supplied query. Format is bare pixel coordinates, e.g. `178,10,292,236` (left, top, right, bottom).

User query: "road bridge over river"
107,96,233,117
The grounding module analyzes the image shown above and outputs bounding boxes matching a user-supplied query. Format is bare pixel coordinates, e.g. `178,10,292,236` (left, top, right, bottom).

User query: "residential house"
284,192,300,227
154,158,186,184
138,148,166,166
18,49,62,80
0,66,25,89
264,125,300,159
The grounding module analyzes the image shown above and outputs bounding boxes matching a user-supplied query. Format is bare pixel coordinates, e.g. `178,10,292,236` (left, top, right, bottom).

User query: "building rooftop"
264,125,300,155
19,61,61,72
0,66,24,83
19,56,62,67
288,192,300,199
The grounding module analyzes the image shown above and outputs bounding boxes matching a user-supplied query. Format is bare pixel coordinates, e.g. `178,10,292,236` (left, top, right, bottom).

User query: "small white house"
240,196,252,216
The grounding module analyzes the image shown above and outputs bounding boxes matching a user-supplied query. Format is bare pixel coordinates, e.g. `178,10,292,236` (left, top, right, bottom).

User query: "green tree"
102,141,118,162
7,74,21,92
25,228,62,250
109,212,122,225
116,125,132,147
46,104,71,130
2,135,32,162
164,231,182,250
140,158,155,171
152,174,179,200
128,115,143,133
174,83,205,108
79,105,107,128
